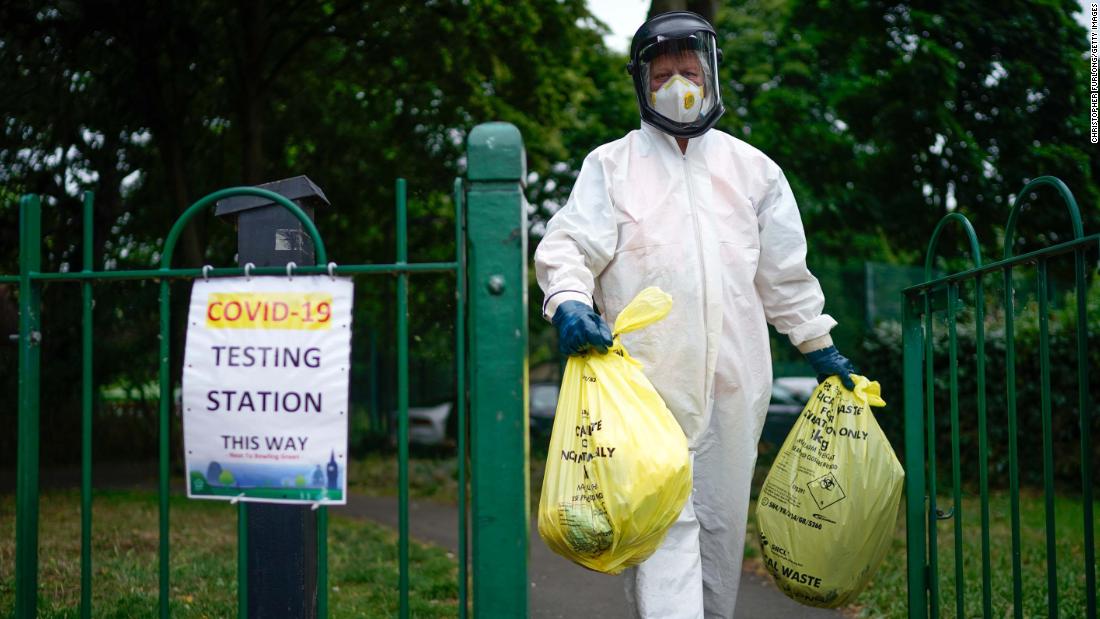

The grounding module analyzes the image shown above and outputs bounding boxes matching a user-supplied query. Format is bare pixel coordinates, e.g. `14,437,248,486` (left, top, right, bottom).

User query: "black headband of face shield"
627,33,724,76
637,34,708,64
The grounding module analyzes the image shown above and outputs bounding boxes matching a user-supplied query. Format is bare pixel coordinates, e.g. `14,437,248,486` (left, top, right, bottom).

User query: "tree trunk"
648,0,719,24
239,0,267,184
126,3,205,267
166,135,205,266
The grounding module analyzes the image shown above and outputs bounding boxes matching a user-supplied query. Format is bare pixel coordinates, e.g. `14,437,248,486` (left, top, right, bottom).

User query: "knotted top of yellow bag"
846,374,887,408
612,287,673,336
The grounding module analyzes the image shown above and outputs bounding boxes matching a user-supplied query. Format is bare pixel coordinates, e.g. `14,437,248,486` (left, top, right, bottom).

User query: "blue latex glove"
804,345,858,391
552,301,614,356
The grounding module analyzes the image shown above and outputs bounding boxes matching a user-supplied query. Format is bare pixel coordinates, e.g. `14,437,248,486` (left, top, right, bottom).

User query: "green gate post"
15,195,42,619
465,122,530,617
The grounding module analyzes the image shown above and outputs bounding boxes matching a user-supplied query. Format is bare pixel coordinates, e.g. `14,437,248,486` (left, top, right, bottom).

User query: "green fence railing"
903,175,1097,618
4,121,530,618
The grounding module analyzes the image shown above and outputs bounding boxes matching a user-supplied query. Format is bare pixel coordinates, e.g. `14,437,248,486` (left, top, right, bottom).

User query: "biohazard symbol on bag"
756,376,903,608
807,473,846,510
537,287,691,574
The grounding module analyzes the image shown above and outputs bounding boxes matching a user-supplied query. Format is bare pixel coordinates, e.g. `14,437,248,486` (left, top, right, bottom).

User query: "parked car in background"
392,402,453,446
774,376,819,403
529,382,560,436
761,378,816,446
391,380,565,447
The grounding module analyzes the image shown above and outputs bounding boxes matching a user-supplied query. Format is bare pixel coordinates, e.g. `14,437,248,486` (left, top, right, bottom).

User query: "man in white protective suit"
533,11,859,619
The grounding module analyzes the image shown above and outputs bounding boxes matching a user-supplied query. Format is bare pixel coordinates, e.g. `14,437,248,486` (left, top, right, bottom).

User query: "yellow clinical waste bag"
538,287,691,574
756,375,903,608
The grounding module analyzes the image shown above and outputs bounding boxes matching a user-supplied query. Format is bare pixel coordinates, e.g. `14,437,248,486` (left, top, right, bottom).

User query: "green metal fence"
903,175,1097,618
3,121,530,617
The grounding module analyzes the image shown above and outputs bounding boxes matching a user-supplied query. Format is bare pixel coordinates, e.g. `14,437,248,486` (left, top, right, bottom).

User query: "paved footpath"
343,494,841,618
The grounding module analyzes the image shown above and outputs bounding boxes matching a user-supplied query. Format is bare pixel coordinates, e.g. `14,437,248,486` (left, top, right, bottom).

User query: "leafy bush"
863,278,1100,491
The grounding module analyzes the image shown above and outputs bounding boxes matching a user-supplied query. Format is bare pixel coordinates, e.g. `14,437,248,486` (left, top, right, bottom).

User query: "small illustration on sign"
807,472,846,510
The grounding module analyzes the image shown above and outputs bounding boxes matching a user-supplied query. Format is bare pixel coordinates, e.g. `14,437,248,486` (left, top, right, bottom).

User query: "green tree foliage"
715,0,1099,264
3,0,1096,464
0,0,625,267
0,0,633,463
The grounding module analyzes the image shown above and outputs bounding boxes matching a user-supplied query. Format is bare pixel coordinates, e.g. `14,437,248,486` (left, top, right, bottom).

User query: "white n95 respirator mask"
649,75,705,124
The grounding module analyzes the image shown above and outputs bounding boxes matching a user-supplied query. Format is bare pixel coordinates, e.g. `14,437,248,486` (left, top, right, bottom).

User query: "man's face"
648,50,704,92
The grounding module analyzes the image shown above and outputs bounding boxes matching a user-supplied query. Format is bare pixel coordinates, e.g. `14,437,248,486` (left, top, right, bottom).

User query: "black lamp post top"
214,175,330,217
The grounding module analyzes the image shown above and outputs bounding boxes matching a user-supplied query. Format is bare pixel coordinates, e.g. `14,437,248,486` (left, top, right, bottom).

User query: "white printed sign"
182,276,352,505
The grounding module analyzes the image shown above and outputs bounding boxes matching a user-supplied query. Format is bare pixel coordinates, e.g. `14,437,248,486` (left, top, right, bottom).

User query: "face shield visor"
632,31,723,138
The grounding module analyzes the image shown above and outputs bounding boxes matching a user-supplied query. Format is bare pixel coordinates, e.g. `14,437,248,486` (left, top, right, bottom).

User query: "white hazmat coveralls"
534,121,836,618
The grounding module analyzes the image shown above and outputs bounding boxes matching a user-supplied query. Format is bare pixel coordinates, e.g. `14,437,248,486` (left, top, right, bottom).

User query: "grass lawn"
837,490,1100,618
348,452,461,504
343,439,553,511
67,449,1086,618
0,489,459,618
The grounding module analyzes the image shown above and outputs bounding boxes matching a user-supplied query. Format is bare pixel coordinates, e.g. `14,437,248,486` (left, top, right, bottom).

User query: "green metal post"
1074,246,1096,618
465,122,530,618
454,176,469,619
947,283,964,618
924,295,940,618
903,293,928,619
1037,259,1058,618
973,276,992,619
917,211,983,618
15,194,42,619
1004,266,1023,618
5,261,458,283
396,178,410,619
81,190,95,619
1000,175,1087,619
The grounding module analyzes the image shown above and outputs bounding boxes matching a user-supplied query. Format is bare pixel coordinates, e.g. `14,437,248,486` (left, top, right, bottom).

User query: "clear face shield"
636,32,721,129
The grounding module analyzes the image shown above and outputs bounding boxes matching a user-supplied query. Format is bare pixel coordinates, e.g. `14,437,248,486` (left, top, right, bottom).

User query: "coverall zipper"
683,151,711,410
